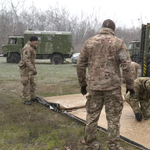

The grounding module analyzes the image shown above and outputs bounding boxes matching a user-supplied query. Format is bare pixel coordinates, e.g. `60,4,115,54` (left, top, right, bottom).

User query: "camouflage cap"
102,19,116,31
145,79,150,91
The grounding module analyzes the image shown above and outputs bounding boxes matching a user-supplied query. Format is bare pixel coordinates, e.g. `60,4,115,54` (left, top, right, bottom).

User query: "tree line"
0,0,141,53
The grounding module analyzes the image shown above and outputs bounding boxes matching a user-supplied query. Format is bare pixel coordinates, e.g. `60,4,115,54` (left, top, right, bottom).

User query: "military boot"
30,97,38,103
24,100,32,105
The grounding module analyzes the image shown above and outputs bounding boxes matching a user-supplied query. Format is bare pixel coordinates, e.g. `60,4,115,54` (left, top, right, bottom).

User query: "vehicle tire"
6,53,13,63
6,53,20,63
13,53,21,64
51,54,64,64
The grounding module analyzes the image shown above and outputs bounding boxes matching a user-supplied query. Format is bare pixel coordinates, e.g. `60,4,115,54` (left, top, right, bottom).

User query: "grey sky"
18,0,150,28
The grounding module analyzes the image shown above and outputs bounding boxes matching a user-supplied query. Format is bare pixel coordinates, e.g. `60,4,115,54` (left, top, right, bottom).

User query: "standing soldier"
18,36,38,105
124,77,150,121
76,19,134,150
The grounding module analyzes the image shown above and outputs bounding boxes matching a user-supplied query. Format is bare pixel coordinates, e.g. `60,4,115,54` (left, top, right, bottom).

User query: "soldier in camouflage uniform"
76,19,134,150
125,77,150,121
18,36,38,105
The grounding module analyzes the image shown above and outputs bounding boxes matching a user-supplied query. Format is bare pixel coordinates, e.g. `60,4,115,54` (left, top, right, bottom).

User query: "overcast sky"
16,0,150,28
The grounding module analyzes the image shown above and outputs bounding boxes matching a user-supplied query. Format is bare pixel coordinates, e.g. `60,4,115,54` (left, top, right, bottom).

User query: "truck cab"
2,36,23,63
128,40,140,63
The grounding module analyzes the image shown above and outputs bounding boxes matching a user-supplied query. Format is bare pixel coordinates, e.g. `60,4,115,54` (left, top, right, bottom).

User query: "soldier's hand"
81,85,87,95
126,88,135,98
33,70,37,75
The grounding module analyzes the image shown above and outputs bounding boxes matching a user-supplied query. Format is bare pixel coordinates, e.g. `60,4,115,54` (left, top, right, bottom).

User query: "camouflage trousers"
20,69,36,101
84,87,123,150
124,93,150,118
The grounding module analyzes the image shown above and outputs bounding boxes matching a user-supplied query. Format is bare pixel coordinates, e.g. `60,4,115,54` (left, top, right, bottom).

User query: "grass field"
0,57,141,150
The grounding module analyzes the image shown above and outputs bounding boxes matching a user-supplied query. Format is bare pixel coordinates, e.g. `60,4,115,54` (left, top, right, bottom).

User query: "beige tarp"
43,85,150,149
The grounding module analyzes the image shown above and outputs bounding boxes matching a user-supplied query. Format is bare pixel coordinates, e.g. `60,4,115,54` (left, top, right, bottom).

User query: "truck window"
128,43,133,49
9,38,17,44
135,42,140,48
128,42,140,49
37,36,41,41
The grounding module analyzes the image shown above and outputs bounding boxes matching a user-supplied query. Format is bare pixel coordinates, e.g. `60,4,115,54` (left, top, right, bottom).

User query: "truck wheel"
51,54,63,64
13,53,21,63
6,53,20,63
6,54,13,63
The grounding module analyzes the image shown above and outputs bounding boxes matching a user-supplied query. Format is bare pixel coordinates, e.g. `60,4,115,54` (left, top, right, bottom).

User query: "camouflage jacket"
77,28,134,91
18,41,36,72
132,77,150,100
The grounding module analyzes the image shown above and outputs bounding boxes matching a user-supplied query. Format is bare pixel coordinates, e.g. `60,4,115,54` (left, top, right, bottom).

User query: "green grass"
0,57,142,150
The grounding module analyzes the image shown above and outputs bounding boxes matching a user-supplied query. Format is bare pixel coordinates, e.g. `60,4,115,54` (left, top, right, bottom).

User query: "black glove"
135,113,142,122
81,85,87,95
126,88,135,98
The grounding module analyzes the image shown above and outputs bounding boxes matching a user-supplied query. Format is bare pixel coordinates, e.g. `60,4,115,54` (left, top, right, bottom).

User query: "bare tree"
0,1,142,53
116,27,141,46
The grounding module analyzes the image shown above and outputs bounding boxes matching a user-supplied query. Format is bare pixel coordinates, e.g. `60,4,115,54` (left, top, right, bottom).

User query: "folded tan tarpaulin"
44,94,86,110
43,85,150,149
